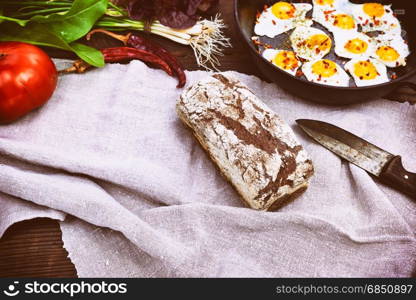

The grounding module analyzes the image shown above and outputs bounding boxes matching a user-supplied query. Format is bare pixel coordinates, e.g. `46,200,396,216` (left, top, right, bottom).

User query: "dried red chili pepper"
87,29,186,88
61,47,173,77
102,47,173,76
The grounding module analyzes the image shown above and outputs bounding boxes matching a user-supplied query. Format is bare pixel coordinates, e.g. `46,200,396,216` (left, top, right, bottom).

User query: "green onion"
96,15,231,70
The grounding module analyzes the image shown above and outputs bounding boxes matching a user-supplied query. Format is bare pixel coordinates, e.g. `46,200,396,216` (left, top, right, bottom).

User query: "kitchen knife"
296,119,416,199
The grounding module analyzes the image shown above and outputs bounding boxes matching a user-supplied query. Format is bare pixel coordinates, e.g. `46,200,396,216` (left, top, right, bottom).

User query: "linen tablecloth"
0,60,415,277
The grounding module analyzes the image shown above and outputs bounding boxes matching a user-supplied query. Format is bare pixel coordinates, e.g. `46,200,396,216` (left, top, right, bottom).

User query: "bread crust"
177,74,314,210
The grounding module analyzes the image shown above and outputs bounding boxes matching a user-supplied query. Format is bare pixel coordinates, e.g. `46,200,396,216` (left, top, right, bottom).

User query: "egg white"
290,25,332,61
254,2,313,38
262,49,301,76
312,0,351,18
351,3,401,34
371,33,410,67
344,58,389,86
302,59,350,86
312,0,350,9
334,31,375,59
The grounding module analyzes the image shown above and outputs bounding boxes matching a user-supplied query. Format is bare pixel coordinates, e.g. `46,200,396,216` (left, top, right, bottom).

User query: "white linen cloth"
0,60,415,277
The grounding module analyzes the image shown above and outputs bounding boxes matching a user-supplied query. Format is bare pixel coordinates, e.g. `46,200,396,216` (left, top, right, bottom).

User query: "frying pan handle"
386,81,416,105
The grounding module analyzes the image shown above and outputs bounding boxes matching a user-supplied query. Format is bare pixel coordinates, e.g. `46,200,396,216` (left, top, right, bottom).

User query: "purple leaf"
186,0,218,16
158,9,198,29
126,0,219,29
127,0,155,21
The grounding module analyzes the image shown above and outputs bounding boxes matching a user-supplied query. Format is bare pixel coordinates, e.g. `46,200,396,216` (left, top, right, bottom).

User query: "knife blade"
296,119,416,199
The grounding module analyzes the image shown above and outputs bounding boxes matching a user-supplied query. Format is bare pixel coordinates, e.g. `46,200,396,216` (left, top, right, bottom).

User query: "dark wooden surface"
0,0,258,278
0,219,77,277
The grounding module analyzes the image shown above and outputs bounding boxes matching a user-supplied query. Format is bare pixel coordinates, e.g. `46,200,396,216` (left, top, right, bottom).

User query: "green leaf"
0,22,104,67
70,42,104,67
30,0,108,43
0,22,73,49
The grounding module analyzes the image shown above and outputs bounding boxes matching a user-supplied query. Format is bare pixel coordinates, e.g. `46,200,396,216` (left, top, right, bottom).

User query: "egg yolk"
273,51,299,70
353,61,378,80
344,38,368,54
312,60,338,78
306,34,332,52
316,0,334,5
333,14,355,30
376,46,399,62
271,2,296,20
363,3,385,18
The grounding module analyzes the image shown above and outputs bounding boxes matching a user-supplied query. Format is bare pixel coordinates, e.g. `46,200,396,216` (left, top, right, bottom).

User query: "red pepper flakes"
256,11,261,20
252,38,261,46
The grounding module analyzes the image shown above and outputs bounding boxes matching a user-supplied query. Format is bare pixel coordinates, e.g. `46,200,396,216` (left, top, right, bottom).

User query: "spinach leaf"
0,22,104,67
31,0,109,43
70,42,105,67
0,0,107,66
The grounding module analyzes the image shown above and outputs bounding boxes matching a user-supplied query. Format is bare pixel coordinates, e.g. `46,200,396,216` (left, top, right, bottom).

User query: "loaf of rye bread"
176,74,314,210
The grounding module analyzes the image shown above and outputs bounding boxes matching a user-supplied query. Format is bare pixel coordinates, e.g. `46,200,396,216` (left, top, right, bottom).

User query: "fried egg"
262,49,301,76
254,1,313,38
313,8,357,33
302,59,350,86
344,58,389,86
372,34,410,67
313,0,348,8
351,3,401,34
334,31,375,59
312,0,350,16
290,26,332,61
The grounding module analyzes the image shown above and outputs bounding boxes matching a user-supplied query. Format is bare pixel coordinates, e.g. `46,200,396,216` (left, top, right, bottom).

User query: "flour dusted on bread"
176,74,314,210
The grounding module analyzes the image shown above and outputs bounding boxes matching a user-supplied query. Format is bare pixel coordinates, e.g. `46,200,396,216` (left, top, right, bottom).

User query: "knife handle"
379,156,416,200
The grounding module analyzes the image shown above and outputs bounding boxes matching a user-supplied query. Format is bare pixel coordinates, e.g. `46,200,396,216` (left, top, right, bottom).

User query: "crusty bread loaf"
176,74,314,211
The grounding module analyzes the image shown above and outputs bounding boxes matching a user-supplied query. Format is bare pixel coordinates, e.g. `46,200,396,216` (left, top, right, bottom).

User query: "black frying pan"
234,0,416,105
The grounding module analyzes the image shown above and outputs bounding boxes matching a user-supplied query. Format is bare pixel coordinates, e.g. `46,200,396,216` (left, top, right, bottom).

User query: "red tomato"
0,42,57,124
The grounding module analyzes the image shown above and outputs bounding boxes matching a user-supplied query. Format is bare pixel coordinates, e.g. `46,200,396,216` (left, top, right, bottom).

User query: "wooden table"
0,0,259,278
